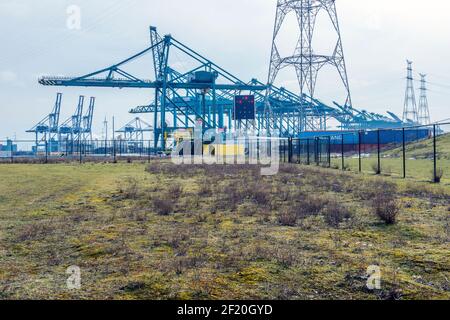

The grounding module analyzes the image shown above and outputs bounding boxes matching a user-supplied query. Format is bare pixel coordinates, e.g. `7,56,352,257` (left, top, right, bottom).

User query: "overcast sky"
1,0,450,140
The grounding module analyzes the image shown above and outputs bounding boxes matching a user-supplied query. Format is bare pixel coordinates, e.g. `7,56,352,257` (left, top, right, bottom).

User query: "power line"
412,79,450,92
426,81,450,90
0,0,138,66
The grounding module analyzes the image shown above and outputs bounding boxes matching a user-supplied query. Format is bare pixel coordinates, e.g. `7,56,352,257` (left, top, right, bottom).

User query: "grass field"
331,157,450,184
329,133,450,183
384,132,450,160
0,161,449,300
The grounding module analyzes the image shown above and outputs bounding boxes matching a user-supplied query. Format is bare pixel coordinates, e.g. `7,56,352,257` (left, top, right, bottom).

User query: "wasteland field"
0,161,449,300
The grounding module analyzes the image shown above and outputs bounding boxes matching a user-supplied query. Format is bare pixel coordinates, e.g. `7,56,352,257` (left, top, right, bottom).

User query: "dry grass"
0,161,449,300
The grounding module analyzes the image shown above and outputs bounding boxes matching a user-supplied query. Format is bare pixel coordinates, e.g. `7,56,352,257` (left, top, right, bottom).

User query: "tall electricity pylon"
417,74,431,125
403,60,418,123
267,0,353,131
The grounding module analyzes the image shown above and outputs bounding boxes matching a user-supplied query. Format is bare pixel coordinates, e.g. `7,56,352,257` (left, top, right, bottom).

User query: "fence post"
45,141,48,164
318,138,322,164
10,141,13,164
113,140,116,163
316,138,320,166
297,139,301,164
377,129,381,175
327,136,331,168
358,131,362,173
288,138,293,163
433,124,437,183
306,139,310,165
402,128,406,179
280,141,283,163
341,134,345,171
79,140,82,164
287,139,290,163
148,140,151,163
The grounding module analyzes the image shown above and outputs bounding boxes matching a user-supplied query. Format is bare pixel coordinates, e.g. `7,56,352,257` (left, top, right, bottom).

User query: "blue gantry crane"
116,117,152,142
59,95,85,143
39,26,409,149
332,102,404,130
27,93,62,148
115,117,153,155
81,97,96,141
39,27,268,149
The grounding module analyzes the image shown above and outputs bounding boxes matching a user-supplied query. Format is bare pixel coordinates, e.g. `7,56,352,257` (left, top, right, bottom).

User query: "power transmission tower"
403,60,418,123
267,0,353,131
418,74,431,125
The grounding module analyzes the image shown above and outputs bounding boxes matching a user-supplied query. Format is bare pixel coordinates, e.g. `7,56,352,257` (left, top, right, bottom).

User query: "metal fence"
280,123,450,184
0,139,161,163
2,123,449,183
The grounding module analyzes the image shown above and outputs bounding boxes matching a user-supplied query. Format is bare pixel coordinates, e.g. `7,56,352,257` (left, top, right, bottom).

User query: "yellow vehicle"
173,129,193,144
203,143,245,157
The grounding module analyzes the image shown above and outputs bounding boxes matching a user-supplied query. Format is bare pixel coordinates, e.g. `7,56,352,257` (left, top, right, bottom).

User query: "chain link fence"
282,123,450,184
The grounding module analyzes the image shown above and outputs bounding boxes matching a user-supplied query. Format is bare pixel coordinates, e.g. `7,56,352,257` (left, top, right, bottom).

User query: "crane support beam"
38,78,266,91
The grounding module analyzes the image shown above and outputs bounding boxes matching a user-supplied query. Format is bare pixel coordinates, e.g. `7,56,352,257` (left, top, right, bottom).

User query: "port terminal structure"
39,27,409,150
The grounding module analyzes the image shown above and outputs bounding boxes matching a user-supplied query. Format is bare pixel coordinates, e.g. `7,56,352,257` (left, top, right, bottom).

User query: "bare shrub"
168,185,183,198
279,175,290,185
166,231,190,249
359,179,401,224
196,213,208,223
322,200,352,228
120,281,145,293
198,183,213,197
371,194,400,225
125,207,148,222
278,188,291,202
371,162,381,175
15,222,56,242
250,186,270,206
257,210,271,224
273,247,297,268
237,202,259,217
152,197,174,216
356,179,397,201
214,184,246,211
291,195,329,219
381,287,403,300
68,210,91,223
145,162,162,174
278,210,297,227
119,177,140,199
279,165,299,175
